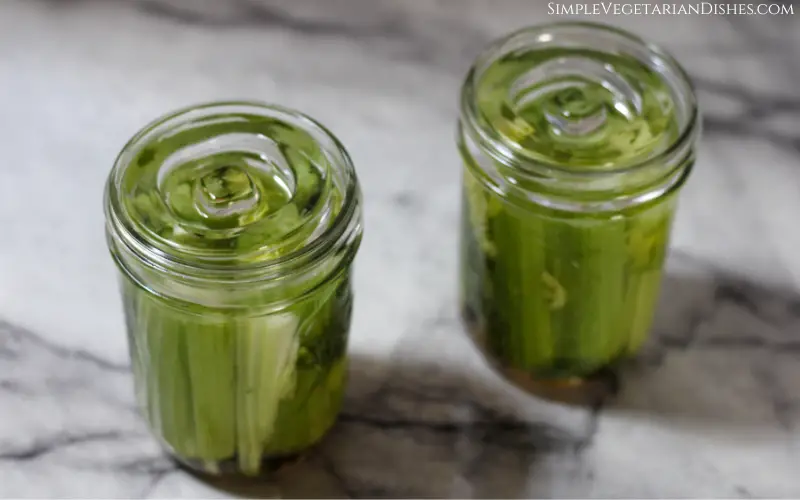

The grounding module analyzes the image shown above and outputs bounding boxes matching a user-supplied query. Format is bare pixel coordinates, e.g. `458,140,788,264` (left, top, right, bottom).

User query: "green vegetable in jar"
458,23,698,385
106,102,362,476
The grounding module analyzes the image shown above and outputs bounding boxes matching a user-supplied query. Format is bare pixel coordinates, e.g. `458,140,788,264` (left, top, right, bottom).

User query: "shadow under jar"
458,23,700,403
104,102,363,476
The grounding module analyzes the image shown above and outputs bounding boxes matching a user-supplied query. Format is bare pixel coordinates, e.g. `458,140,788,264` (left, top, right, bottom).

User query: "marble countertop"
1,0,799,497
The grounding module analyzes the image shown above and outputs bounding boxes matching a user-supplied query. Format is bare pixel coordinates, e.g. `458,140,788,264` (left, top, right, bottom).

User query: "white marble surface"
1,0,799,498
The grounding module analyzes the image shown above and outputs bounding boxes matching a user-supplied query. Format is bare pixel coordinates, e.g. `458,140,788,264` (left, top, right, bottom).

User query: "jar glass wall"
105,102,363,476
457,23,699,398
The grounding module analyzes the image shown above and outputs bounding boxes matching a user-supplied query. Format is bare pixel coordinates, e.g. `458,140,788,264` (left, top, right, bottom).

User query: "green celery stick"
622,198,676,354
544,220,573,374
265,282,350,457
624,270,662,355
516,210,555,369
154,312,197,458
186,319,236,464
268,367,318,456
571,219,627,368
123,282,148,414
484,205,518,365
236,312,300,476
142,298,163,435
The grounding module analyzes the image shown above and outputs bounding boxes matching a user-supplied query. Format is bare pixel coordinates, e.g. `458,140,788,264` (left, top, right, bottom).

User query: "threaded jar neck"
459,22,700,212
104,101,362,303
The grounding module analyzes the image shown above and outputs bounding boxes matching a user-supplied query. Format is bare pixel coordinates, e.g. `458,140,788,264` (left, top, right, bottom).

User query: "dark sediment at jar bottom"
462,305,620,407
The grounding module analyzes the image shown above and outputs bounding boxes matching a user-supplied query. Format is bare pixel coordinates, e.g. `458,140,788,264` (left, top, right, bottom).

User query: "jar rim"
104,100,363,282
459,21,700,179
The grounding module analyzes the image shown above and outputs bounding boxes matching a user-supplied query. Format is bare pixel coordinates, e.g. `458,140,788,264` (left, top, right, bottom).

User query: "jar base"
171,449,310,479
494,363,618,407
462,307,619,406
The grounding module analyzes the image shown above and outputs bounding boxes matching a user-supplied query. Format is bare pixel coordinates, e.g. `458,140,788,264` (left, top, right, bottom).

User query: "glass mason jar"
458,23,699,397
104,102,363,476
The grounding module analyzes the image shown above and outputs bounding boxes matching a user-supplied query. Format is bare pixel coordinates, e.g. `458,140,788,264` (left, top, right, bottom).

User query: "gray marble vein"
0,0,799,498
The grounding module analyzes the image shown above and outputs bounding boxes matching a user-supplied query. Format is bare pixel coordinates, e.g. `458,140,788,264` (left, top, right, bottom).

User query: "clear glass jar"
104,102,363,476
458,23,699,399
